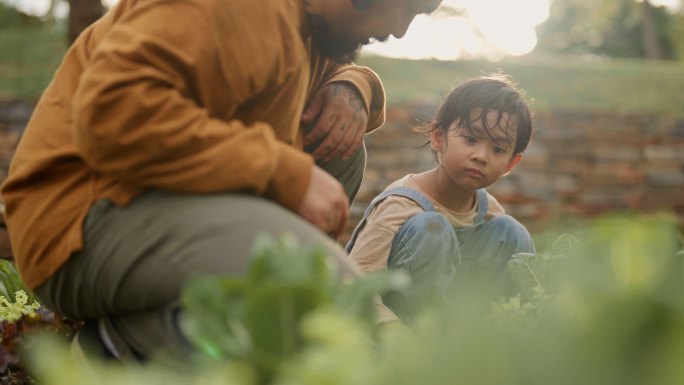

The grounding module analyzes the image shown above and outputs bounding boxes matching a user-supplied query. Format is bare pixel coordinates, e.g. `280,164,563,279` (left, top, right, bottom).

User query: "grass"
0,25,67,101
358,53,684,117
2,23,684,119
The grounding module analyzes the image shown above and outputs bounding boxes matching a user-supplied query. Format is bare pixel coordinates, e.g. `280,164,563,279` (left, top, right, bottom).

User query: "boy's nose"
471,146,488,164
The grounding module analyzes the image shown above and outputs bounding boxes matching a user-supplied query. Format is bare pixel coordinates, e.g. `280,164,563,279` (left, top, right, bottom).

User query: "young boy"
346,76,535,320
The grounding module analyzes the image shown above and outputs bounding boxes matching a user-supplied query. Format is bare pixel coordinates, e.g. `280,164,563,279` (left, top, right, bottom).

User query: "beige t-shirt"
348,174,506,273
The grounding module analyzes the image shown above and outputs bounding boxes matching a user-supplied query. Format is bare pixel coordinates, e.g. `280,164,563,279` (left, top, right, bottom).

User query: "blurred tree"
535,0,679,60
640,0,662,58
672,12,684,58
67,0,103,43
0,2,42,28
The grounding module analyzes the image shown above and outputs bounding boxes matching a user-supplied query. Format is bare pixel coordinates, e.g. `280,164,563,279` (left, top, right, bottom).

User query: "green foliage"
0,2,42,28
358,54,684,118
534,0,679,60
0,290,39,323
0,259,80,380
0,259,35,304
181,234,400,384
23,214,684,385
0,23,66,100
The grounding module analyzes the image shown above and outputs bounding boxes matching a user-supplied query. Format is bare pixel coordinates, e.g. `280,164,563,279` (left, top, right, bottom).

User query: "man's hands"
297,165,349,238
302,82,369,162
298,82,367,236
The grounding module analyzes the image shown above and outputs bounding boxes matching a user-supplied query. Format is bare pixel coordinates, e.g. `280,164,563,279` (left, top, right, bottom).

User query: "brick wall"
1,100,683,251
345,105,684,242
0,100,32,258
0,101,29,182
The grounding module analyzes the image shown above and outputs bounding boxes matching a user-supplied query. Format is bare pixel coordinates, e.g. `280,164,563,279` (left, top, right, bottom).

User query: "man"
1,0,442,359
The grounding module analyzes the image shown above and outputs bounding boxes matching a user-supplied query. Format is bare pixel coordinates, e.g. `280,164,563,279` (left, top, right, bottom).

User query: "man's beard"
307,13,364,64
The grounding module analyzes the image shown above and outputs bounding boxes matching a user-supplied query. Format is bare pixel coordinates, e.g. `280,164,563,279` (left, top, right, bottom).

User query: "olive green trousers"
35,145,366,359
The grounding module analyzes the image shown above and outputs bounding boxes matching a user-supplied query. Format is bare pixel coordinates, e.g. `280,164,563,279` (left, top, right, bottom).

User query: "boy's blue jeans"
346,186,535,321
384,212,535,320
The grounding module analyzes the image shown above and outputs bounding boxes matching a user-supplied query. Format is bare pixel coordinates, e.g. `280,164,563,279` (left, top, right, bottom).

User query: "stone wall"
0,101,29,183
0,100,32,258
1,100,683,252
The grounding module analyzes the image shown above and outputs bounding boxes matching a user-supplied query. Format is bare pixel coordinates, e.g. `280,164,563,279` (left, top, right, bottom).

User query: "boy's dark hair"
419,75,534,157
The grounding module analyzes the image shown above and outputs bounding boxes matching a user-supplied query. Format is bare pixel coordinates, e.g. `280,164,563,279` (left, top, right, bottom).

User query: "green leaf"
181,277,252,359
551,233,580,257
245,284,327,358
332,270,406,325
247,235,331,287
0,260,33,302
508,252,547,299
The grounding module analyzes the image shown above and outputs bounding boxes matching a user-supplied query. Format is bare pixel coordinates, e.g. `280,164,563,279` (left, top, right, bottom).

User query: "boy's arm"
347,222,396,273
347,197,417,273
348,198,422,326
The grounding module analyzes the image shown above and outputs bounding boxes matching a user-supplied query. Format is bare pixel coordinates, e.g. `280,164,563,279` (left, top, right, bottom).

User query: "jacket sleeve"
323,65,386,133
73,0,312,211
309,54,386,134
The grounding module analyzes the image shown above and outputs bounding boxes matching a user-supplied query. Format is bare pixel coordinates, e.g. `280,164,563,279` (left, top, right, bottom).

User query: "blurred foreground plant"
25,213,684,385
1,260,80,383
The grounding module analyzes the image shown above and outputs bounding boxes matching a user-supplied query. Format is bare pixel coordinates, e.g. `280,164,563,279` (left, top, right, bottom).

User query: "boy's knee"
390,212,457,268
486,215,534,253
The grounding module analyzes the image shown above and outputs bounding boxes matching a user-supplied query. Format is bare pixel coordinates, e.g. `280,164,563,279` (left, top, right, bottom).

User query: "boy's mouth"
464,168,484,178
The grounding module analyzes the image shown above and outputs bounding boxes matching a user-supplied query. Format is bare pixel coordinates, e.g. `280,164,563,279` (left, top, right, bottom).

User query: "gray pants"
36,145,366,359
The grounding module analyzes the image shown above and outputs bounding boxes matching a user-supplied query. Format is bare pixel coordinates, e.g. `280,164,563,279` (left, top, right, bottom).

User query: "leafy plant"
0,260,35,304
0,259,80,382
20,214,684,385
1,290,40,323
180,234,401,384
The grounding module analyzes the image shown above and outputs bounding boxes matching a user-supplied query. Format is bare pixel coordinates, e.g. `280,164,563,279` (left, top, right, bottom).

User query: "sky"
5,0,683,61
364,0,552,60
362,0,682,60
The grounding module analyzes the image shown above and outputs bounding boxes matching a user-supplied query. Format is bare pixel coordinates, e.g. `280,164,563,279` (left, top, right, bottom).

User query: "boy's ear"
431,129,445,151
503,154,522,176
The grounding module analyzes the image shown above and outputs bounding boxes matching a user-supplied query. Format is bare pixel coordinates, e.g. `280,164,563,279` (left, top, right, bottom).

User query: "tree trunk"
641,0,662,59
68,0,104,43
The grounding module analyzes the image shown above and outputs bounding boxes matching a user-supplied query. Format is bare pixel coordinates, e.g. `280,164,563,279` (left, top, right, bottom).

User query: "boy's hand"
301,82,368,162
297,164,349,238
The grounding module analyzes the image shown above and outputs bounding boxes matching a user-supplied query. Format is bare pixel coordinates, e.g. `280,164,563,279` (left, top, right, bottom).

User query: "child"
346,76,535,320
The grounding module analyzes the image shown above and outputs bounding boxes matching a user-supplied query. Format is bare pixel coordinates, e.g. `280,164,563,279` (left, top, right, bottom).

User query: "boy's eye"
465,136,478,144
493,146,507,155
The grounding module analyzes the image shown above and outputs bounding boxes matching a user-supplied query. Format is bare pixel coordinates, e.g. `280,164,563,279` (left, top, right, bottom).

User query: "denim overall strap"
345,187,435,253
474,189,488,225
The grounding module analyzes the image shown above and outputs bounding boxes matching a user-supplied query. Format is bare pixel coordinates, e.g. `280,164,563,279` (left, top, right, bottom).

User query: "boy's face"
431,108,522,191
311,0,443,63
